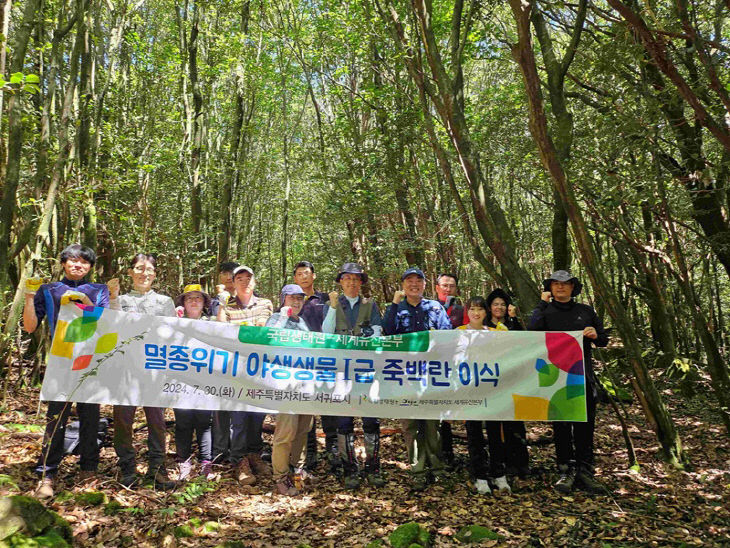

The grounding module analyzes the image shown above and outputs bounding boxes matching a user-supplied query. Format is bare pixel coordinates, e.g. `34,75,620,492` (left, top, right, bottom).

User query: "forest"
0,0,728,546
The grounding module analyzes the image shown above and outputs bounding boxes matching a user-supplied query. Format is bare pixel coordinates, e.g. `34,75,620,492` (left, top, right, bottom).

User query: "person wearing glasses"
108,253,177,490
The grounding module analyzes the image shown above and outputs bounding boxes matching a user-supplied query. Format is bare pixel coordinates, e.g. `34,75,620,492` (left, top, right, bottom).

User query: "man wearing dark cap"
383,267,452,490
528,270,608,494
321,263,385,489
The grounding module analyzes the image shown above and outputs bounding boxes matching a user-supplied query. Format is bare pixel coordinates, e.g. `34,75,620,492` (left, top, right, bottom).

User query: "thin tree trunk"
0,0,43,314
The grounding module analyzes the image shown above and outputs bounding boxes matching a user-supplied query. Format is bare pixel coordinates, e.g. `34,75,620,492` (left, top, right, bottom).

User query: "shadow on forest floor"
0,366,728,547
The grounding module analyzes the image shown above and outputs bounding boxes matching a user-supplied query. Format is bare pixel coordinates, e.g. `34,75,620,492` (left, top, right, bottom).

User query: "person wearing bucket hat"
265,284,314,496
382,266,452,491
173,284,215,482
321,263,385,489
528,270,608,494
217,265,273,486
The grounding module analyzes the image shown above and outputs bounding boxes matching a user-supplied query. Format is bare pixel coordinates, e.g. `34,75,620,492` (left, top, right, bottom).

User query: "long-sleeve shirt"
527,299,608,384
299,291,328,332
112,289,177,317
265,313,310,331
33,277,110,337
219,294,273,326
382,298,452,335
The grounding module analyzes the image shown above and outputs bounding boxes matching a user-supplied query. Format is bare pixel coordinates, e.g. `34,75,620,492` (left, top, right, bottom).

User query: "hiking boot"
339,433,360,489
475,478,491,495
554,464,575,494
177,460,193,482
148,468,176,491
235,457,257,486
492,475,512,495
34,477,55,499
200,460,215,481
247,453,272,477
366,471,386,487
343,472,361,490
363,432,384,487
119,472,140,488
293,467,317,486
275,475,300,496
575,467,605,494
410,474,430,492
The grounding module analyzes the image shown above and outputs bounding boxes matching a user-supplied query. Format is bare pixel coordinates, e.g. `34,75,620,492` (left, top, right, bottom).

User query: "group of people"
22,244,608,499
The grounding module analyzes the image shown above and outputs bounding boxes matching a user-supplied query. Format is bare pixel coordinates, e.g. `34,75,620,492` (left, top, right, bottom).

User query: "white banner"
41,303,588,421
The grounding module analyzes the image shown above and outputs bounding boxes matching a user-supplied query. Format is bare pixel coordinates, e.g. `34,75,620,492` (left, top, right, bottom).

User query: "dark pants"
113,405,167,474
337,416,380,435
174,409,212,462
466,420,527,479
35,401,100,476
230,411,265,465
554,387,597,469
440,421,454,461
307,415,339,452
211,410,231,462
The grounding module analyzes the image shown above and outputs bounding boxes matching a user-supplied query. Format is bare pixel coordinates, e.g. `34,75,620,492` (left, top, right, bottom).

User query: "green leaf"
9,72,23,84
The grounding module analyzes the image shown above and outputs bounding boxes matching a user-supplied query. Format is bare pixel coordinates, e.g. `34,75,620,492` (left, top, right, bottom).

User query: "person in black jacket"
527,270,608,494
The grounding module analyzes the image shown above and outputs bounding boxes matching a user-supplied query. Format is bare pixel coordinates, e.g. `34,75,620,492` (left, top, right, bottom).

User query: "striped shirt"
220,295,273,326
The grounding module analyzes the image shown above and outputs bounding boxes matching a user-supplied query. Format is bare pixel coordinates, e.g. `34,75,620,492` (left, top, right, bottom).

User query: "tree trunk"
188,0,203,241
509,0,685,465
378,0,540,309
0,0,42,314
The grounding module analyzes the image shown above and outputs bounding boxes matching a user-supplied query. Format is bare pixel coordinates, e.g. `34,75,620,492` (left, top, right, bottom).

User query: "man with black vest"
321,263,384,488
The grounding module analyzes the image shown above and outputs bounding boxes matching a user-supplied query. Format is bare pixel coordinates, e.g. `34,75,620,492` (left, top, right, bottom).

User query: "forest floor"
0,364,727,547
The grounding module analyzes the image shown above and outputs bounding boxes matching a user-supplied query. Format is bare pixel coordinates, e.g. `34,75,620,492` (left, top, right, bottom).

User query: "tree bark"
509,0,685,465
377,0,540,309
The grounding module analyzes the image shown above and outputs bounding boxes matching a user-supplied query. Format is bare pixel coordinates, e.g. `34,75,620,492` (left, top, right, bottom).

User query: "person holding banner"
434,273,465,470
459,292,526,496
294,260,340,478
22,244,110,499
321,262,385,489
528,270,608,494
265,284,315,495
382,267,452,491
172,284,215,481
210,261,239,467
108,253,177,490
483,289,530,482
217,265,273,485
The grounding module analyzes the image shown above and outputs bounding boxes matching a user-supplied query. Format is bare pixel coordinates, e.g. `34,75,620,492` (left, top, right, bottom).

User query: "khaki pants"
400,418,444,477
272,414,314,481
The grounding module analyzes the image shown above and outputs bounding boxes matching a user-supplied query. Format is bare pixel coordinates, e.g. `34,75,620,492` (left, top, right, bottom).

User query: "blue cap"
280,284,306,298
401,267,425,281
